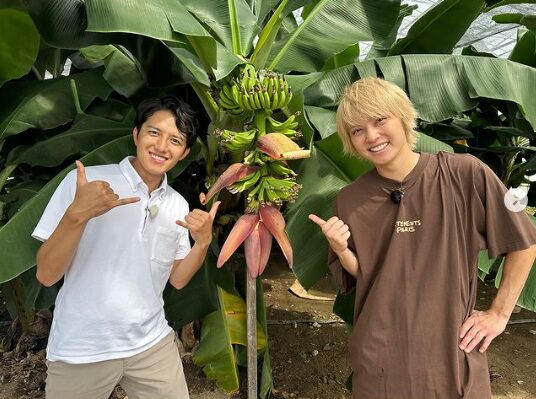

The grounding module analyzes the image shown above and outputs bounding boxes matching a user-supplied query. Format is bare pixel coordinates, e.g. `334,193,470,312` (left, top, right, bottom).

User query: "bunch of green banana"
215,128,257,152
266,161,297,177
239,64,259,91
228,169,261,194
260,72,293,110
217,80,252,120
266,113,301,138
247,176,301,207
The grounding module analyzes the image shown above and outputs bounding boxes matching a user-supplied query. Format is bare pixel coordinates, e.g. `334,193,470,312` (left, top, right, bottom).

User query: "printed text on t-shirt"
395,219,421,233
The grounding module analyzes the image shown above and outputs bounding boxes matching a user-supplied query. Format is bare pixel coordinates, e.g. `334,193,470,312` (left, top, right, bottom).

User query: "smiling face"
131,110,190,190
349,116,411,167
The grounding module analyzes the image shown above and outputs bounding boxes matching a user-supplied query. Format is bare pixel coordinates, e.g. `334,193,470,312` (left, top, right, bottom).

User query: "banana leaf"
0,8,40,87
7,114,133,167
366,4,417,59
0,68,112,141
84,0,243,81
192,285,267,393
2,267,57,319
79,45,146,97
164,252,234,328
23,0,125,49
85,0,206,41
300,56,536,131
268,0,401,72
388,0,485,55
3,181,44,219
509,28,536,67
181,0,259,57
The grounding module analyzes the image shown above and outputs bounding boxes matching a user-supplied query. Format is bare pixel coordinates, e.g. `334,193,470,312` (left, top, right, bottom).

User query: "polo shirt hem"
46,325,172,364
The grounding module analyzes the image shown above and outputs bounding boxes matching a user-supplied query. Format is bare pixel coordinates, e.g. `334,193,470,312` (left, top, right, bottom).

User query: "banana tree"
1,0,536,397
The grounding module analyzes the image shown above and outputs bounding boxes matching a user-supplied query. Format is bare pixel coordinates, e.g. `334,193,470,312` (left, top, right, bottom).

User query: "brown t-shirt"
329,152,536,399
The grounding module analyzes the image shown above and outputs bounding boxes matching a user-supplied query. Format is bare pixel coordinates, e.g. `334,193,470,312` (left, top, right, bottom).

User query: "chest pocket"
152,227,179,266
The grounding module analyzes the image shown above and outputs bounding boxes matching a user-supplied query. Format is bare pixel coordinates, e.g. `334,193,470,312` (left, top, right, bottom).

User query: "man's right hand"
309,214,351,254
67,160,140,223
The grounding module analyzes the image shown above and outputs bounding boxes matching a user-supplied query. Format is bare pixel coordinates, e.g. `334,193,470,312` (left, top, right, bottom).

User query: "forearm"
36,206,88,287
490,244,536,318
334,247,359,278
169,242,210,289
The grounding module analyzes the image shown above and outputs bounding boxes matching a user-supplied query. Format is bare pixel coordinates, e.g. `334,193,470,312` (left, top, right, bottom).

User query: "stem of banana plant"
0,164,17,192
255,110,267,137
247,271,257,399
191,82,219,121
69,79,83,115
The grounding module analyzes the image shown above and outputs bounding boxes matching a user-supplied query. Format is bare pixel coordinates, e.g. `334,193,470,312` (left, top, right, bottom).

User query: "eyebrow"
147,125,185,140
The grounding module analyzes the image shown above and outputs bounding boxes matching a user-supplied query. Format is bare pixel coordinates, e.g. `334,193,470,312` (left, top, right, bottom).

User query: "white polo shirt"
32,157,191,364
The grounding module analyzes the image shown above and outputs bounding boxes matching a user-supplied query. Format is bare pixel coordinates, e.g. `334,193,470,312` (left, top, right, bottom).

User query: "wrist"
194,239,211,250
65,205,89,226
489,300,513,320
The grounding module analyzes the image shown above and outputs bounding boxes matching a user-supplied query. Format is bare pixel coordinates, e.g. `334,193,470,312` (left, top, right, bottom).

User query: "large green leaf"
79,45,146,97
85,0,207,41
0,8,39,87
461,56,536,129
181,0,259,57
192,286,266,393
23,0,124,49
250,0,291,69
163,252,234,328
7,114,133,167
85,0,244,80
401,55,477,122
509,28,536,67
0,135,135,283
268,0,401,72
166,42,211,86
389,0,485,55
0,68,112,141
3,181,44,219
366,3,417,59
304,105,337,139
301,56,536,130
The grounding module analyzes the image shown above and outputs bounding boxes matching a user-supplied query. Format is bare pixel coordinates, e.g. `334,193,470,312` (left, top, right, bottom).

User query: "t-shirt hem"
46,326,172,364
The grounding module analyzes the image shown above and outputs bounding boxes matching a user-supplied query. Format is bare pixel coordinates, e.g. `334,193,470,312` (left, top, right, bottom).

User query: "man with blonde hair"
310,77,536,399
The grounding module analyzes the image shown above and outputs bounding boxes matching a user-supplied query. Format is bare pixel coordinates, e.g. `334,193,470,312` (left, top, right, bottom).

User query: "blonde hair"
336,77,419,155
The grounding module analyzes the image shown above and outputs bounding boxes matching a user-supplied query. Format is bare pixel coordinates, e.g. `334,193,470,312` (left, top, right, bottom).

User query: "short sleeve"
472,157,536,258
327,195,357,294
174,202,191,260
32,170,76,242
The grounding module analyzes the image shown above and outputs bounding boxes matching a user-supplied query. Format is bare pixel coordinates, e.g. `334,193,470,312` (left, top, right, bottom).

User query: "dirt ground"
1,255,535,399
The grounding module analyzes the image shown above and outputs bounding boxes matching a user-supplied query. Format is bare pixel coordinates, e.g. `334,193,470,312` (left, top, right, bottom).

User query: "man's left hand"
176,201,220,247
459,309,509,353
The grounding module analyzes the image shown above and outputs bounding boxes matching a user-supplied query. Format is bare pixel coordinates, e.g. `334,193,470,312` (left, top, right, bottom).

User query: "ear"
132,127,139,146
179,146,191,161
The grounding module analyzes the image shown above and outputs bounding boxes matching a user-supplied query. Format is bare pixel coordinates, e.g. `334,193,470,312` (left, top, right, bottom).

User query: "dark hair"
135,95,198,147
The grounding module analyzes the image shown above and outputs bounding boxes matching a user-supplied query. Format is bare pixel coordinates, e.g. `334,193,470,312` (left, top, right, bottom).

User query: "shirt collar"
119,156,168,198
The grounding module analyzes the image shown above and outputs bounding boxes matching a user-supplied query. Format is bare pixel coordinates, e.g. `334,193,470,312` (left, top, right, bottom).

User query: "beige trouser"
45,332,189,399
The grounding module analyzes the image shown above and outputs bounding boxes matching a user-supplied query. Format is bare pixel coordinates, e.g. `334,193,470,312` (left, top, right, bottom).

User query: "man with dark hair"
33,95,217,399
